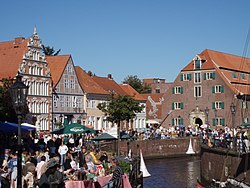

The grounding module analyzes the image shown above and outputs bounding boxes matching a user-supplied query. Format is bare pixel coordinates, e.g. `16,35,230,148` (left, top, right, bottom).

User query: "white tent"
104,126,118,138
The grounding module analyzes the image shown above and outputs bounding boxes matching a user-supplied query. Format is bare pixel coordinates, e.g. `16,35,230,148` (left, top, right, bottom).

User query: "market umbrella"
51,123,95,134
92,133,117,141
0,122,36,133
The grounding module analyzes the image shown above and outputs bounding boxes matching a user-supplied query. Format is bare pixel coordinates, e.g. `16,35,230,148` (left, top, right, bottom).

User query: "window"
212,101,224,109
242,101,248,109
86,100,90,108
60,96,64,108
213,85,224,93
204,72,215,80
194,72,201,83
194,60,201,70
155,88,160,93
240,73,246,80
67,64,73,74
66,96,70,107
64,78,69,88
231,72,237,79
72,97,77,108
172,102,184,110
70,79,75,89
53,95,58,108
181,73,192,81
194,86,202,97
212,118,225,126
173,86,183,94
172,117,183,126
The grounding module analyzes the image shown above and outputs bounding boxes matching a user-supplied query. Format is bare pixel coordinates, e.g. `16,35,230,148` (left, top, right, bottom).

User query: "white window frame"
215,118,223,126
194,86,202,98
174,102,182,110
215,101,223,109
64,78,69,89
174,86,182,94
194,72,201,83
194,59,201,70
173,117,182,126
215,85,222,93
182,73,190,81
206,72,214,80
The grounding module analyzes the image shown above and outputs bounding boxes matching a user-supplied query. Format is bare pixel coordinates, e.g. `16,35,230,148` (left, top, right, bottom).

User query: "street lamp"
230,103,236,150
9,72,29,188
205,107,209,125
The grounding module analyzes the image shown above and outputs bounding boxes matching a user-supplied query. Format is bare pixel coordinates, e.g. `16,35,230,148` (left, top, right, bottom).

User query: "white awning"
146,120,159,124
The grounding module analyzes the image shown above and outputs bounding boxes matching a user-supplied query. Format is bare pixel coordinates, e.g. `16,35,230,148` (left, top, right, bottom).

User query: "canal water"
143,156,200,188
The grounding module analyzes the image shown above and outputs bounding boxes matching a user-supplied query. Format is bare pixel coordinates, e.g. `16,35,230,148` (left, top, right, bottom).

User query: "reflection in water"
143,156,200,188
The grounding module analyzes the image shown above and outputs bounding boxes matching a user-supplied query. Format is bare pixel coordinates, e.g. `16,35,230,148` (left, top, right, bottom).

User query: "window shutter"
180,118,184,125
172,118,175,126
172,102,174,110
212,102,215,109
180,87,184,94
222,118,225,126
212,72,216,79
204,73,206,80
172,87,175,94
212,118,216,126
212,86,215,93
188,74,192,80
181,74,183,81
180,102,184,109
221,102,225,109
221,85,224,93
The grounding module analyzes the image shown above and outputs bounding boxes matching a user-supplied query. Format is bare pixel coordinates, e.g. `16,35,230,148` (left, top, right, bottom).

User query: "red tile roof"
182,49,250,95
75,66,109,95
119,84,146,101
92,75,128,96
0,37,28,79
46,55,70,87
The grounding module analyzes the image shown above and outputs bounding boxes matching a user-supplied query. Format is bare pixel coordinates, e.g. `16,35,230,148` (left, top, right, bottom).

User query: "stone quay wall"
100,137,201,159
200,144,250,185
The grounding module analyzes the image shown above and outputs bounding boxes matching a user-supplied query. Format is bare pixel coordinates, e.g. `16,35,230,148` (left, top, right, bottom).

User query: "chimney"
14,37,25,45
107,74,112,79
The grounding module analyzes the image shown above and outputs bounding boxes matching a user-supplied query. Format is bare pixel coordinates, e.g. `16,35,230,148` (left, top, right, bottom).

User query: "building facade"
161,49,250,129
47,55,84,130
0,28,52,131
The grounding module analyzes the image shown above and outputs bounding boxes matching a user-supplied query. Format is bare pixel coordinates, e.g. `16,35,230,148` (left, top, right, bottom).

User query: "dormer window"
194,59,201,70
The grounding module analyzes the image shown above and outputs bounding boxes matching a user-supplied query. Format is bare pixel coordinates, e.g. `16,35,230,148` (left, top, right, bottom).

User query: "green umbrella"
51,123,95,134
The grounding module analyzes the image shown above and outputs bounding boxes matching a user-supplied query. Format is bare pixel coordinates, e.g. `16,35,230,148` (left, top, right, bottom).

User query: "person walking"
58,141,68,167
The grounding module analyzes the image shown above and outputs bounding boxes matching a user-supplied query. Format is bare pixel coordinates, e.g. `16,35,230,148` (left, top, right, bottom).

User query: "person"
104,157,124,188
38,158,64,188
7,151,18,188
89,147,101,165
58,141,68,166
36,156,47,180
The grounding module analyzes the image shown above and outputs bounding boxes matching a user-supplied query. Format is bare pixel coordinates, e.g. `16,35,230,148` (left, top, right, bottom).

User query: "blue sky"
1,1,250,83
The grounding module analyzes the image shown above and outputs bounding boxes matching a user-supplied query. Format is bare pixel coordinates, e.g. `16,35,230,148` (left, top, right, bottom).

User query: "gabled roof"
182,49,250,95
46,55,71,87
75,66,109,95
92,75,128,96
119,84,146,101
0,37,28,79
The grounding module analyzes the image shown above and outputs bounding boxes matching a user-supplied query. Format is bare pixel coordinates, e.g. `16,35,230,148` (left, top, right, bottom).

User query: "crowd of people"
0,133,124,188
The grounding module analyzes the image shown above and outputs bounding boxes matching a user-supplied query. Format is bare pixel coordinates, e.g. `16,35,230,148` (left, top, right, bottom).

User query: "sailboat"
140,149,151,178
186,137,195,155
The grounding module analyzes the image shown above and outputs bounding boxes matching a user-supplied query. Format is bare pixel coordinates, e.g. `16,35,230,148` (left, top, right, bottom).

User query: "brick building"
161,49,250,129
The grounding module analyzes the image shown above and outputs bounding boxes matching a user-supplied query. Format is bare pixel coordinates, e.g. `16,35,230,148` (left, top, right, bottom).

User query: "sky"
1,1,250,83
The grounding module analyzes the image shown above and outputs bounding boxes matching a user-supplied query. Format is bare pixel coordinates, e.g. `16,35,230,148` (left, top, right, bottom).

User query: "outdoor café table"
97,174,132,188
65,180,95,188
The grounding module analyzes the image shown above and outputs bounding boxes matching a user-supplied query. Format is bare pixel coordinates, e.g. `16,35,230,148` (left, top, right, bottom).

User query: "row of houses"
0,27,249,133
0,28,147,132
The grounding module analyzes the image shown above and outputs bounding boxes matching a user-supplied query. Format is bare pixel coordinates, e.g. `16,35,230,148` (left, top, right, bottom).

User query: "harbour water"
143,156,200,188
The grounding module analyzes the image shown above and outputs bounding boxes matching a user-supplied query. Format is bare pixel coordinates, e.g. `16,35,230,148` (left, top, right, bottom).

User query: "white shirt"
36,161,46,179
58,145,68,155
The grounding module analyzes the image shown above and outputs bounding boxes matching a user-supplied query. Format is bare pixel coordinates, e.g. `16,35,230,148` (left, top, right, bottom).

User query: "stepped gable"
119,83,146,101
92,75,128,96
46,55,71,87
182,49,250,95
0,37,29,79
75,66,109,95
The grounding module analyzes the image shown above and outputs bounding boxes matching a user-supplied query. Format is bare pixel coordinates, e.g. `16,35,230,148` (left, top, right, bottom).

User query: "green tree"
123,75,151,94
97,95,144,156
42,45,61,56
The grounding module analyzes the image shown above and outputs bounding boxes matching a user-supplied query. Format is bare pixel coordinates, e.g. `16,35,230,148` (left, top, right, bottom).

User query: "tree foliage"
123,75,151,94
42,45,61,56
97,95,144,124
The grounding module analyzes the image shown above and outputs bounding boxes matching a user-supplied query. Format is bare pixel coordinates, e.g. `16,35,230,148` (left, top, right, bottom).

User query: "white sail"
140,149,151,177
186,137,195,154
